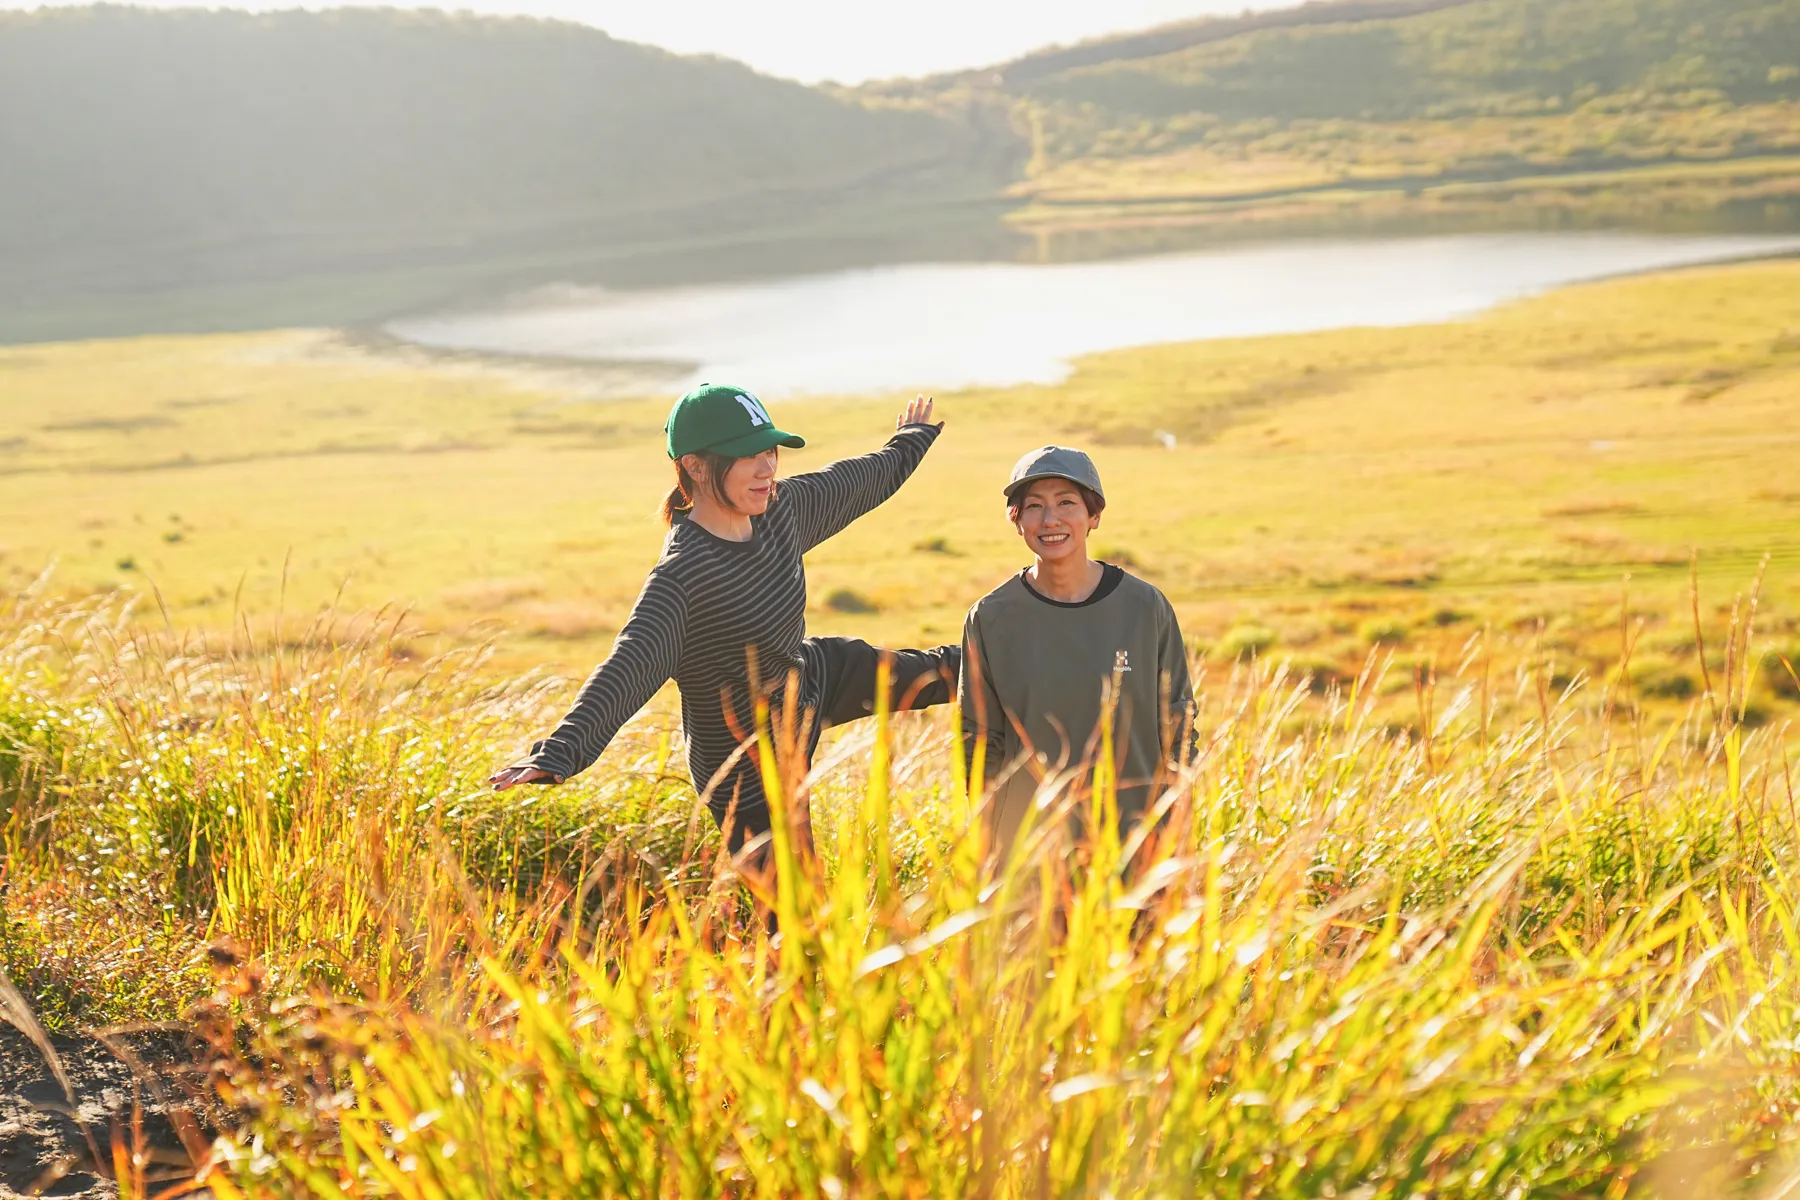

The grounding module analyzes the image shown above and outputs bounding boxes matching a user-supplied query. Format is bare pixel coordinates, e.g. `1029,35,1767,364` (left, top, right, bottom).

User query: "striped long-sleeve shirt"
518,422,942,824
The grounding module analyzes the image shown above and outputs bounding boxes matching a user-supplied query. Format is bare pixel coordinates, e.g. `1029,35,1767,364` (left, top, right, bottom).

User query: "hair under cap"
1004,445,1104,503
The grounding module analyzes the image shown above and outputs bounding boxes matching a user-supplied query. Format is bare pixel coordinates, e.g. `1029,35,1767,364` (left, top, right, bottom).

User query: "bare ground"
0,1025,206,1199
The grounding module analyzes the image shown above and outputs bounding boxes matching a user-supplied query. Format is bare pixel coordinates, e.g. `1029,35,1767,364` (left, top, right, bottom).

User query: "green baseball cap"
665,383,806,459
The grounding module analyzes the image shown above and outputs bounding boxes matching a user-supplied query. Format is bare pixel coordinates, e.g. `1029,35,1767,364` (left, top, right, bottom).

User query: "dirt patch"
0,1025,208,1199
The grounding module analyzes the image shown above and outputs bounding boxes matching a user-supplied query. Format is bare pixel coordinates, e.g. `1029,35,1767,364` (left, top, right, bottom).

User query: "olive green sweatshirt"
959,564,1196,858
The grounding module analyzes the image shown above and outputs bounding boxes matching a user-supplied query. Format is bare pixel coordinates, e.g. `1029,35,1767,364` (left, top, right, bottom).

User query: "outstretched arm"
490,568,687,789
780,395,942,552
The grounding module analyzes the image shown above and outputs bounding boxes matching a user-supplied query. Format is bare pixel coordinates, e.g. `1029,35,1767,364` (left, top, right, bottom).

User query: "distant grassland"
1009,109,1800,241
2,259,1798,720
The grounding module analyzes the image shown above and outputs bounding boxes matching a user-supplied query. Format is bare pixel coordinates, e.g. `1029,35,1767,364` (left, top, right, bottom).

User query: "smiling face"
1012,477,1100,565
684,448,779,516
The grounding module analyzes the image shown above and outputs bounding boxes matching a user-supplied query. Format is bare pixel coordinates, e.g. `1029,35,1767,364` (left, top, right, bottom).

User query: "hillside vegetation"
995,0,1477,88
0,7,1011,343
872,0,1800,244
1022,0,1800,125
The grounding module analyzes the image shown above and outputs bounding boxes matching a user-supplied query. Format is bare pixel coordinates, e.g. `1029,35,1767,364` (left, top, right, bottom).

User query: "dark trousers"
722,637,960,850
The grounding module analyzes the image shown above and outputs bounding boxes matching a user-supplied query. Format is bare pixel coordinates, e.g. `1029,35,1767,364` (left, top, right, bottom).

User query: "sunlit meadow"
2,557,1799,1195
2,259,1800,1196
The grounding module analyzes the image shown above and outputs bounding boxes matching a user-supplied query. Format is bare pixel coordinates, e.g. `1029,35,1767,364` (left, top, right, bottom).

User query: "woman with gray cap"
959,445,1196,861
490,384,960,854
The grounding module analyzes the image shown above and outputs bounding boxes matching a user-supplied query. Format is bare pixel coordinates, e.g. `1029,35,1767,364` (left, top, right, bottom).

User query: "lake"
387,232,1800,397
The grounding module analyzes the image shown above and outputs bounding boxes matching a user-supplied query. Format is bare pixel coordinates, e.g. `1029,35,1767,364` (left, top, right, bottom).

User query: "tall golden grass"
2,572,1799,1197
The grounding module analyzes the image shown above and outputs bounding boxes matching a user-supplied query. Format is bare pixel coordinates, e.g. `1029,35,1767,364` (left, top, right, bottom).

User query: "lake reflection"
389,233,1800,396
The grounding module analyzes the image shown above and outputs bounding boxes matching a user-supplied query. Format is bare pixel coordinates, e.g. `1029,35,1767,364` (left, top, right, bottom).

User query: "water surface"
389,233,1800,396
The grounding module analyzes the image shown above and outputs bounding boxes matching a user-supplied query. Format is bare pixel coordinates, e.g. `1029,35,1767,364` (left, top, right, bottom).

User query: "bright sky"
0,0,1282,83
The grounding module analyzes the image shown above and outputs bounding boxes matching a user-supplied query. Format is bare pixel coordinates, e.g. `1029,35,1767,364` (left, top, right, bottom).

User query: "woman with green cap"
489,385,958,852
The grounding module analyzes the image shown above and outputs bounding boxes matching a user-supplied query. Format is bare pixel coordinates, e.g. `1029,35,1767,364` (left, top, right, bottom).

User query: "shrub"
1647,631,1699,659
912,536,960,555
1629,658,1697,700
1285,654,1346,695
1762,646,1800,699
1216,623,1276,660
1360,617,1409,646
824,588,878,614
1093,544,1145,571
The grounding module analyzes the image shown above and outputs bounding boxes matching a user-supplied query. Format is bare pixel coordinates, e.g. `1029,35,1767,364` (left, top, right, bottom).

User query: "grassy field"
1009,138,1800,247
3,258,1800,1196
1004,90,1800,243
2,258,1798,711
2,572,1798,1195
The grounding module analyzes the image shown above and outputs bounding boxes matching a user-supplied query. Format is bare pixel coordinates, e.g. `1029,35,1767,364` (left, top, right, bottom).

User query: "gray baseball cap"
1005,445,1105,502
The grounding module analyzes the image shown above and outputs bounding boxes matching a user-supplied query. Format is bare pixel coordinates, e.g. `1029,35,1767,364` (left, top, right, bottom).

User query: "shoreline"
261,326,695,403
370,233,1800,401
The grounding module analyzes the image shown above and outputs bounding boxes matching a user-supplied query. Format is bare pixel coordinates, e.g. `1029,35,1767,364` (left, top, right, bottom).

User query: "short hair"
1006,480,1105,525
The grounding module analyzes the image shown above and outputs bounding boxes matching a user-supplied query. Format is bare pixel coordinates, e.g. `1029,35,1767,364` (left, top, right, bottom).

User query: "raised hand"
898,394,936,430
489,764,559,791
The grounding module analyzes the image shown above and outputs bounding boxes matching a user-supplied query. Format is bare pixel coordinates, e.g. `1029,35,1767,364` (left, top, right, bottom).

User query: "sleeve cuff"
519,739,570,783
892,421,944,450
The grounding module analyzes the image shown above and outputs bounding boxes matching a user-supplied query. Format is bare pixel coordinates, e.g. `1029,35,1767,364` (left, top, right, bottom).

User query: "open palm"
898,395,937,429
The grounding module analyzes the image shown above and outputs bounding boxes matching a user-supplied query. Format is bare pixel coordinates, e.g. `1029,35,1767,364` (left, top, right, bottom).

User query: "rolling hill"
7,0,1800,344
1014,0,1800,125
994,0,1479,89
0,6,1015,343
869,0,1800,247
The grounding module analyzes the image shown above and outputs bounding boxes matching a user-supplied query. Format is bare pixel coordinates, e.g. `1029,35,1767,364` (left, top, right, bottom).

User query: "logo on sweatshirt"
1114,650,1132,673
